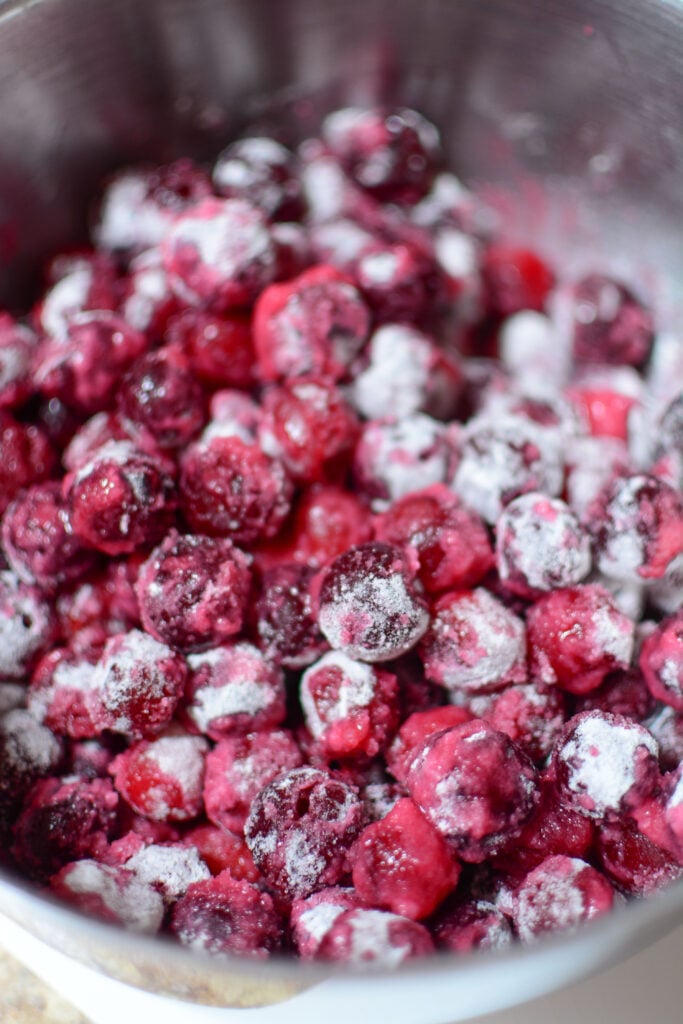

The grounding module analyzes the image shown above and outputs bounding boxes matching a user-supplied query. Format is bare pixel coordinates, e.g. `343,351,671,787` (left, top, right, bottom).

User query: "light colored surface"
0,945,89,1024
1,916,683,1024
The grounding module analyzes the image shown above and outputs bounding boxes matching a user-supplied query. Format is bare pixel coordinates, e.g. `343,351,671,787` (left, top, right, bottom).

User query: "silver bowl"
2,0,683,1020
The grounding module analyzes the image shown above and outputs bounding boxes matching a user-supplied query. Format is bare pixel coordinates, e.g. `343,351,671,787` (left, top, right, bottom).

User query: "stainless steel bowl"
2,0,683,1020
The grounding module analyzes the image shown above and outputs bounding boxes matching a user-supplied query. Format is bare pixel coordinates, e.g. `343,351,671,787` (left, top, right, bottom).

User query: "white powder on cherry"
596,476,648,581
63,860,164,933
189,678,273,731
431,589,526,693
284,829,326,897
497,493,591,592
300,652,376,738
125,844,210,902
40,268,92,340
559,715,658,816
345,909,415,967
590,600,635,666
297,902,347,947
145,735,206,798
1,709,61,773
357,414,450,512
515,858,589,942
451,415,564,525
167,200,275,282
350,325,433,420
0,573,52,679
95,172,172,253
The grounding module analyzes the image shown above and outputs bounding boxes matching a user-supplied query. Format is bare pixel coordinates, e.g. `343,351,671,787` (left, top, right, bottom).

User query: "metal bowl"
2,0,683,1020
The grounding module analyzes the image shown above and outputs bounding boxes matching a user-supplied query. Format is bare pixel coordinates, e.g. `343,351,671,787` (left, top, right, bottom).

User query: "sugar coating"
145,735,207,802
0,572,53,679
500,310,569,386
513,856,613,942
451,414,564,524
558,713,658,818
125,844,210,903
95,171,175,253
565,436,633,517
60,860,164,933
422,588,526,694
0,709,61,774
496,493,591,595
350,325,436,420
186,642,285,737
300,652,377,738
317,543,429,662
354,414,451,511
40,268,94,340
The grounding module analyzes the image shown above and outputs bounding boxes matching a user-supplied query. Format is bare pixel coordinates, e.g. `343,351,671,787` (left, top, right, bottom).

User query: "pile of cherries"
1,105,683,967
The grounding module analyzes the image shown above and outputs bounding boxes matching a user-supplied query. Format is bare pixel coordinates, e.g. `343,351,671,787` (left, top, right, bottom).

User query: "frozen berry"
588,474,683,582
35,311,147,415
351,242,444,326
350,324,462,422
0,710,63,834
203,729,303,832
2,482,96,589
290,887,362,959
496,493,591,598
492,780,594,878
170,870,283,957
110,730,207,822
28,646,102,739
162,197,277,310
300,652,399,761
512,855,615,941
52,859,164,933
322,107,440,203
260,376,358,483
120,249,179,339
595,820,682,896
451,415,564,525
66,440,176,556
136,531,251,653
353,414,453,511
95,160,212,255
407,720,539,862
255,564,326,669
571,274,654,367
0,314,37,409
315,907,434,964
244,766,364,901
481,245,554,317
467,683,566,763
181,824,259,880
0,571,54,679
253,265,370,382
573,668,655,723
117,346,205,450
185,642,286,739
554,711,659,820
639,612,683,712
420,588,526,695
386,706,473,784
0,412,56,514
37,256,118,341
167,309,255,390
92,629,186,739
286,486,372,569
213,137,303,220
350,797,460,919
179,435,292,544
12,776,119,882
527,584,634,695
316,542,429,663
374,484,493,593
433,899,513,953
